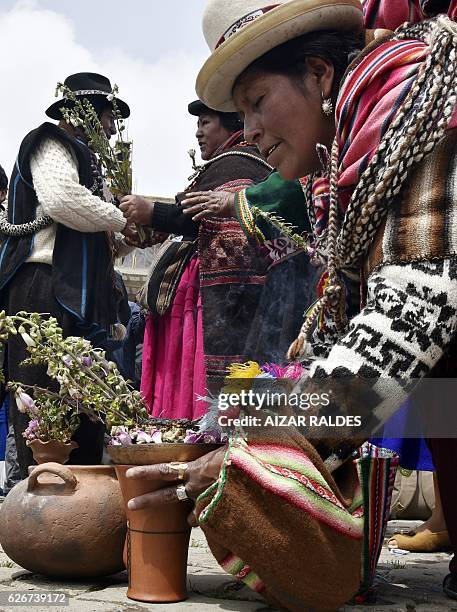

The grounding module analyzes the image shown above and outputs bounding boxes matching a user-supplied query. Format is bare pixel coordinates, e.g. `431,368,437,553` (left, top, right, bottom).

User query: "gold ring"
169,462,188,480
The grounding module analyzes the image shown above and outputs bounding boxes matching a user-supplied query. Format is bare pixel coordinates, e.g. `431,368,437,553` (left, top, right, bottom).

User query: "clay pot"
0,463,126,577
108,442,222,466
112,443,221,603
27,439,78,464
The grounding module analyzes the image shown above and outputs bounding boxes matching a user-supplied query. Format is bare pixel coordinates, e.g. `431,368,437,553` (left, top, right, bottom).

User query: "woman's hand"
120,195,155,226
125,446,226,525
181,190,235,221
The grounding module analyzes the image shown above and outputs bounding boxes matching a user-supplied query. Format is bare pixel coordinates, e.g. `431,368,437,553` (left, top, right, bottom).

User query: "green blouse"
234,171,309,241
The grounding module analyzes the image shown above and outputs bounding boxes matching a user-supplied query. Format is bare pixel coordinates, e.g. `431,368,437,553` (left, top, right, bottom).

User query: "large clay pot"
0,463,126,577
27,439,78,464
111,443,221,603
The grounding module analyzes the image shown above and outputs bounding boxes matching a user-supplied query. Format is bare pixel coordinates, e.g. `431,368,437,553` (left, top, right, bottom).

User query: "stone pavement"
0,521,453,612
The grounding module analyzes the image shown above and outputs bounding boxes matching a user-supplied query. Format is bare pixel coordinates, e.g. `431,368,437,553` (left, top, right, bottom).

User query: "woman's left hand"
181,191,235,221
125,446,226,525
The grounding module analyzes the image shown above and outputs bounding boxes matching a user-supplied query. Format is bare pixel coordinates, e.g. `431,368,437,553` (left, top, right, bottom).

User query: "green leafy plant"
0,311,149,443
55,82,145,241
0,311,220,445
251,205,310,251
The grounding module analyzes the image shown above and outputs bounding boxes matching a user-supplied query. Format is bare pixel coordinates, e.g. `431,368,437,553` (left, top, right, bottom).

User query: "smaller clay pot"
27,439,78,464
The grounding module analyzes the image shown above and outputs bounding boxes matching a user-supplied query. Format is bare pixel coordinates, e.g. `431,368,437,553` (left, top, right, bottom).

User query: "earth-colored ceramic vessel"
108,442,222,465
0,463,126,577
112,443,222,603
27,439,78,464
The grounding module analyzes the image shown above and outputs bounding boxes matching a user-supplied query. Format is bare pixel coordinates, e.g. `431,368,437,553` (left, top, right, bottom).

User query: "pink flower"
110,426,133,446
135,431,153,444
15,389,38,415
260,362,306,380
282,363,306,380
23,418,41,441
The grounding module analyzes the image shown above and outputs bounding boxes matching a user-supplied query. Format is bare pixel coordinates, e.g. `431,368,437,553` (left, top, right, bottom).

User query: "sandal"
443,574,457,600
388,529,451,552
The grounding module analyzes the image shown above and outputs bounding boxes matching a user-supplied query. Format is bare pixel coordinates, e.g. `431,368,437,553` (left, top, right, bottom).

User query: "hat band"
215,4,280,49
69,89,111,97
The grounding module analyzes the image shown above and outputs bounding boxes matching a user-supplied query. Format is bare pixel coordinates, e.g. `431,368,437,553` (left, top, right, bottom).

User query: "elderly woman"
120,101,272,419
126,1,457,608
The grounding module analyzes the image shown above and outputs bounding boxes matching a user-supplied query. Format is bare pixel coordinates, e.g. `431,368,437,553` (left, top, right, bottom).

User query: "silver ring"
200,203,207,210
176,484,189,501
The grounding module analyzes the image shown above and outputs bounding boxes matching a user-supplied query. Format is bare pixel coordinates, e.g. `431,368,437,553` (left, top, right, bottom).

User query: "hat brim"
188,99,210,116
196,0,363,112
45,95,130,120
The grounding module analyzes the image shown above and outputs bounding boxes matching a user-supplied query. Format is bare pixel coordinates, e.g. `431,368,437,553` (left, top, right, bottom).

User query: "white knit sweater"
27,137,126,264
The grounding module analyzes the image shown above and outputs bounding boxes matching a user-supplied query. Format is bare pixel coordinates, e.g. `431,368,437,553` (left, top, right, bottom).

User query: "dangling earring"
321,93,333,117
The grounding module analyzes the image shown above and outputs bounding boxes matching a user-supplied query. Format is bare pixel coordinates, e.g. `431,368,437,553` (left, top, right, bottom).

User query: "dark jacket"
150,142,271,239
0,122,118,344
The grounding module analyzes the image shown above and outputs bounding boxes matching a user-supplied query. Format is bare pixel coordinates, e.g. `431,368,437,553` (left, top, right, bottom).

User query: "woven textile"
363,0,457,29
365,129,457,272
197,432,398,609
197,431,363,611
355,443,399,597
309,29,457,268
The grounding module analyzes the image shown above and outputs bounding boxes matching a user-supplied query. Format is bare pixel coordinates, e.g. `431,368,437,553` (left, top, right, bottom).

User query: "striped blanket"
197,430,398,610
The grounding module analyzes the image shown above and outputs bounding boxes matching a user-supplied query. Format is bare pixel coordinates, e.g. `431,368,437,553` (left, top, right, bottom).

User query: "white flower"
107,94,114,102
136,431,153,444
20,332,36,347
151,430,162,444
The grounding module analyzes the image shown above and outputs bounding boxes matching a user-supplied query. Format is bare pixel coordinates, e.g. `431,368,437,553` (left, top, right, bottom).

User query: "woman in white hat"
126,0,457,607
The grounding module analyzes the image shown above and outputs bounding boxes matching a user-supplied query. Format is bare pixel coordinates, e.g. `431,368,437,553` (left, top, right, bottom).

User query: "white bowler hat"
196,0,363,112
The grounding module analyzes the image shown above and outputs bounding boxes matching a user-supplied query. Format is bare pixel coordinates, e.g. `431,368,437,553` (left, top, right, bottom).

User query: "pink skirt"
140,256,206,420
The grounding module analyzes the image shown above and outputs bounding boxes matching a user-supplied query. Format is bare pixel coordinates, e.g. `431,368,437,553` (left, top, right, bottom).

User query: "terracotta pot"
113,443,221,603
27,439,78,464
108,442,222,466
0,463,126,577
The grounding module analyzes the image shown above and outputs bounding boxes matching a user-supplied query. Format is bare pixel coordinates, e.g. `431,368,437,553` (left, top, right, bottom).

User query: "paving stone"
0,522,453,610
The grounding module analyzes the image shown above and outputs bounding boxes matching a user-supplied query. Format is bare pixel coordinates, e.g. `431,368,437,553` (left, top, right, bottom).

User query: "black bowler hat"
46,72,130,120
188,99,242,128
